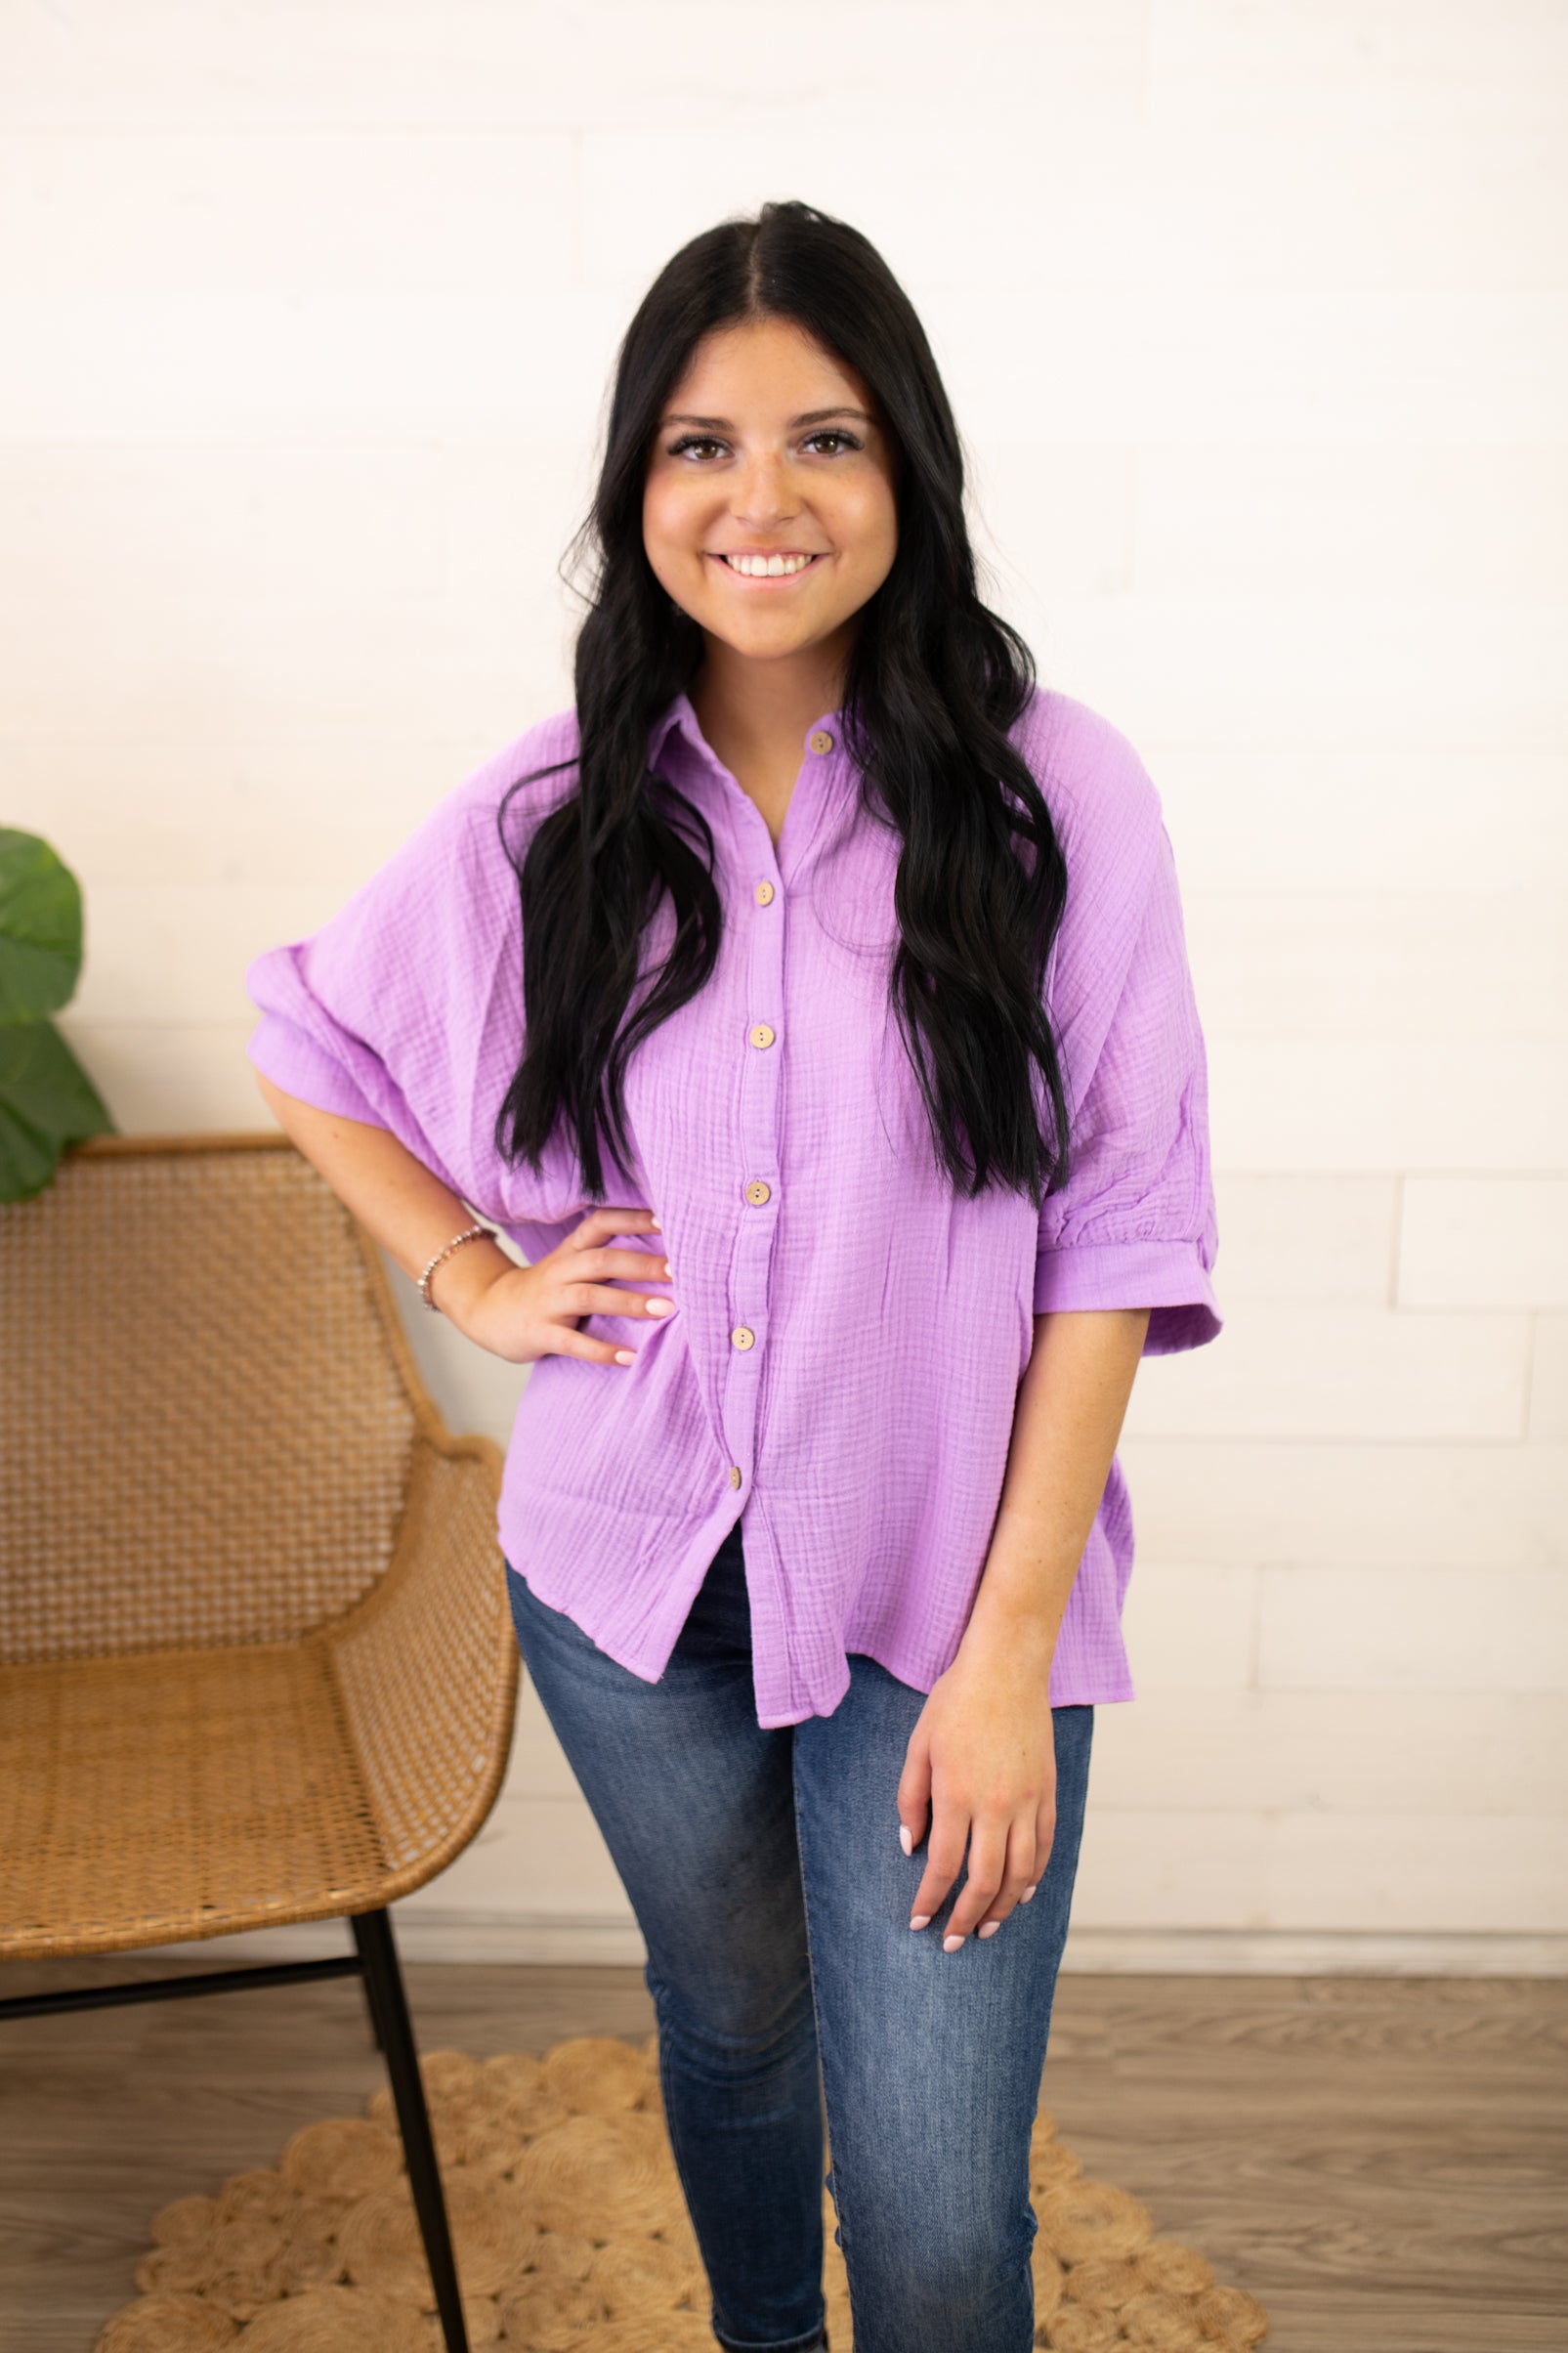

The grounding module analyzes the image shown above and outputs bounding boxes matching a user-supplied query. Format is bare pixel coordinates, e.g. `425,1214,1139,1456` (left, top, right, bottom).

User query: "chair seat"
0,1636,391,1959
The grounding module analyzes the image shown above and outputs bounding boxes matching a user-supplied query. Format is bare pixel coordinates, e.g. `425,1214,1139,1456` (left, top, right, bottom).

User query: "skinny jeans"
504,1515,1094,2353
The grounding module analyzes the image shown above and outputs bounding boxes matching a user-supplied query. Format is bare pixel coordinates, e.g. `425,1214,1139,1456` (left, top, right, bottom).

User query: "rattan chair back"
2,1134,432,1664
0,1133,518,1958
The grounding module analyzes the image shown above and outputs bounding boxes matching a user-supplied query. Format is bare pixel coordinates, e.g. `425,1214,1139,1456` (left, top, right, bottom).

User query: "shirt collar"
647,688,845,783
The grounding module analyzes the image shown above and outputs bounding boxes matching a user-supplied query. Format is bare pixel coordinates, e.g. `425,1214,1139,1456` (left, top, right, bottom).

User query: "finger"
563,1282,675,1322
569,1206,661,1250
1022,1800,1057,1903
584,1247,674,1282
545,1326,642,1368
909,1799,970,1931
941,1817,1012,1948
897,1734,932,1860
975,1815,1040,1935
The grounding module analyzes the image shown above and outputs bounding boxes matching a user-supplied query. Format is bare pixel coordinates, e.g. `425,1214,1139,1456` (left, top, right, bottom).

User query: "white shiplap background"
6,2,1565,1974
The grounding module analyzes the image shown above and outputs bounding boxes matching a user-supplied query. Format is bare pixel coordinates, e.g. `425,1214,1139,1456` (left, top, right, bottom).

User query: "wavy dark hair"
495,197,1073,1208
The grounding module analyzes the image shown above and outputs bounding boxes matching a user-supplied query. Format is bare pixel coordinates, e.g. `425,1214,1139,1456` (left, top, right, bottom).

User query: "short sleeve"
1033,818,1222,1356
244,801,493,1204
242,722,574,1221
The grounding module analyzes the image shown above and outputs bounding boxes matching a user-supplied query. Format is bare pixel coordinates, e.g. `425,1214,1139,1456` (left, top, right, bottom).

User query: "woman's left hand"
897,1616,1058,1950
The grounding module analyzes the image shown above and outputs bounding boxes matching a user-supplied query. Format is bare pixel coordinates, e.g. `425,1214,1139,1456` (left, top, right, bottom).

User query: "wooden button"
728,1465,742,1488
809,729,835,754
748,1023,776,1049
754,880,776,905
745,1180,772,1206
731,1326,756,1349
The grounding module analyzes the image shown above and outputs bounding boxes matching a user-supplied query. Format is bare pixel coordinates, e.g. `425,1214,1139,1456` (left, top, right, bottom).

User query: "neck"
689,631,851,770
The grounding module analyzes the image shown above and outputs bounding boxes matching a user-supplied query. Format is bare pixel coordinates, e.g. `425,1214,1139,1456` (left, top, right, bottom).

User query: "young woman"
247,198,1221,2353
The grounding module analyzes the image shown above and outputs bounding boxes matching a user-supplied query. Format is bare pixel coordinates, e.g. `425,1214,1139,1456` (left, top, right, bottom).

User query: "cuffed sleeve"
1034,818,1222,1356
246,1000,389,1127
242,771,530,1213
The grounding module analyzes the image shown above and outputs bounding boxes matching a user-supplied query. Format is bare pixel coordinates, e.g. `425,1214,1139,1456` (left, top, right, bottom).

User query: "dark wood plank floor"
1,1957,1563,2351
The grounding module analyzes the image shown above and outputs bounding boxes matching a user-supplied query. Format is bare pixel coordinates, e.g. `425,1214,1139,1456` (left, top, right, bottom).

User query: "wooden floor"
0,1956,1563,2351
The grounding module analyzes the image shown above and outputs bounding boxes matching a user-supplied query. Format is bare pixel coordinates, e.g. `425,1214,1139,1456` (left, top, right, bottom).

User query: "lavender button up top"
245,684,1222,1728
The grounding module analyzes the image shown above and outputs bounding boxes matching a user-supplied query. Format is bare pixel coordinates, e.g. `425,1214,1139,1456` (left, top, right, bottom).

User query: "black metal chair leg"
357,1959,386,2052
351,1907,469,2353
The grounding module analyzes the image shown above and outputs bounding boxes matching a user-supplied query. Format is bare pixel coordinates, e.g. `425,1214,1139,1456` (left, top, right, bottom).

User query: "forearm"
960,1305,1151,1659
253,1070,514,1320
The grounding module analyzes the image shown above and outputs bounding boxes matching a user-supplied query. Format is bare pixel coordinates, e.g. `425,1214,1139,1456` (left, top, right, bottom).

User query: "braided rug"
94,2032,1269,2351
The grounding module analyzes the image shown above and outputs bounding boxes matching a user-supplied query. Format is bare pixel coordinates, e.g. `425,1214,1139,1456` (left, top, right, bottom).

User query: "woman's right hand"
438,1204,673,1368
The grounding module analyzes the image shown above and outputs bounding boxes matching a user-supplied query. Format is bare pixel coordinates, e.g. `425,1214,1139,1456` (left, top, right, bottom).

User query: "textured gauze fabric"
244,684,1222,1728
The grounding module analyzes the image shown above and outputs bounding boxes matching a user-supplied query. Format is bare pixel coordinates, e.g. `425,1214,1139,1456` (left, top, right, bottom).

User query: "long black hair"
495,197,1073,1207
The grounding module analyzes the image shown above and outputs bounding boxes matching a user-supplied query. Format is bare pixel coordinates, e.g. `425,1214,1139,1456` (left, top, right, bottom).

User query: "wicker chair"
0,1132,520,2353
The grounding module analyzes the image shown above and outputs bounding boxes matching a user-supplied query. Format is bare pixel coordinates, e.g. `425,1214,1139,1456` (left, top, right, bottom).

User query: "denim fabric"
504,1518,1094,2353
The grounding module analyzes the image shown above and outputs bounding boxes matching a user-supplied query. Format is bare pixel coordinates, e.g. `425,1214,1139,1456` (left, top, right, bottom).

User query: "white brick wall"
9,1,1564,1972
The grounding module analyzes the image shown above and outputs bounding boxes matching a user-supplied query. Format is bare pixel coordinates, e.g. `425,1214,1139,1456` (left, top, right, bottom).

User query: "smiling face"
642,314,900,675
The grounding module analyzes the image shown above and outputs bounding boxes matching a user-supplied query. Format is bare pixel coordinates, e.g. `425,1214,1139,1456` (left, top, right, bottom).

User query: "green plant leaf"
0,1020,114,1203
0,830,84,1023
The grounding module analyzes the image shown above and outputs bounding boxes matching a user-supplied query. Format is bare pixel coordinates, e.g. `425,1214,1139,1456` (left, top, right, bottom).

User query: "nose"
729,449,800,529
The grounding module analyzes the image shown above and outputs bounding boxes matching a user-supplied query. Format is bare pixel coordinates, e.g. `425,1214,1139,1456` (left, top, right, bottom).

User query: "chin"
718,628,824,662
696,604,810,645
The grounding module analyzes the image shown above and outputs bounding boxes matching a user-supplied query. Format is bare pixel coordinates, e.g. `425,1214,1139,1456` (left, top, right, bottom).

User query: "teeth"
723,552,816,578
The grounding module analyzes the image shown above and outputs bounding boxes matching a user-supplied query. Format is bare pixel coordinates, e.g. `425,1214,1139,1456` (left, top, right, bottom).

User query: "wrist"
959,1580,1064,1666
423,1237,516,1328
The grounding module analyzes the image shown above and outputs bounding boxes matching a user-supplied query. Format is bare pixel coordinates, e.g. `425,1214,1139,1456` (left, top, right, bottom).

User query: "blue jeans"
503,1517,1094,2353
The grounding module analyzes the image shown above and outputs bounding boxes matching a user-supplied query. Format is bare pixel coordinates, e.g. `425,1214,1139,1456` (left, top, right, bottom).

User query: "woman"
247,198,1222,2353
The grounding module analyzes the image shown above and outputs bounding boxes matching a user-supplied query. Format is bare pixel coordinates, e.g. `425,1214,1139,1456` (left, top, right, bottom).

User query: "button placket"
724,821,784,1489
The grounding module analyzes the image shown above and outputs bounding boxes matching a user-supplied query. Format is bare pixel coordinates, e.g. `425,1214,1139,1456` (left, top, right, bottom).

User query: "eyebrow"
660,407,875,430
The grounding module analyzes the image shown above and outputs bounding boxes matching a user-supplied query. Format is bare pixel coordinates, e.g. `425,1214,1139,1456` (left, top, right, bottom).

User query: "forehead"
663,317,872,417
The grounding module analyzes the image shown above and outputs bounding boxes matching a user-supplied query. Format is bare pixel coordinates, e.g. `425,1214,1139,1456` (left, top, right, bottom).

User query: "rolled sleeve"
241,783,516,1208
1034,821,1222,1356
246,962,394,1131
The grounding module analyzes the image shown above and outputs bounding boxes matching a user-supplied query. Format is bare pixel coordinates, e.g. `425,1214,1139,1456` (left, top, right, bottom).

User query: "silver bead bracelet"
416,1221,497,1313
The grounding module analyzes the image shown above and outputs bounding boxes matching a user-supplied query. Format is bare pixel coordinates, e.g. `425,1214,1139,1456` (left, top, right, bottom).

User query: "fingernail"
614,1350,635,1365
898,1824,911,1857
648,1299,673,1316
649,1219,661,1230
978,1921,1001,1940
910,1914,931,1932
943,1933,965,1953
1022,1884,1038,1903
662,1261,673,1279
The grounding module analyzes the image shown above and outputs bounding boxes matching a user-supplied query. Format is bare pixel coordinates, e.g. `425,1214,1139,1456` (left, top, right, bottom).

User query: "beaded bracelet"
416,1221,497,1313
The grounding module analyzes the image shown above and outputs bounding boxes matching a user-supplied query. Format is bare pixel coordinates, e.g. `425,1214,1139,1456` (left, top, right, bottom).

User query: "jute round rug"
94,2032,1269,2351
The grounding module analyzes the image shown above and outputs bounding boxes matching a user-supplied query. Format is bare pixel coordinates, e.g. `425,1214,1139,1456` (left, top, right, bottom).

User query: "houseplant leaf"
0,1013,114,1203
0,827,83,1022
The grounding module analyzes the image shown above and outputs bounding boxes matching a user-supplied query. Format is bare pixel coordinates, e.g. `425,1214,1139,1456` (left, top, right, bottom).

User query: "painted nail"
898,1824,912,1857
1022,1884,1038,1902
647,1299,673,1316
943,1933,965,1953
978,1921,1001,1939
649,1219,661,1229
614,1350,635,1365
910,1914,931,1932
